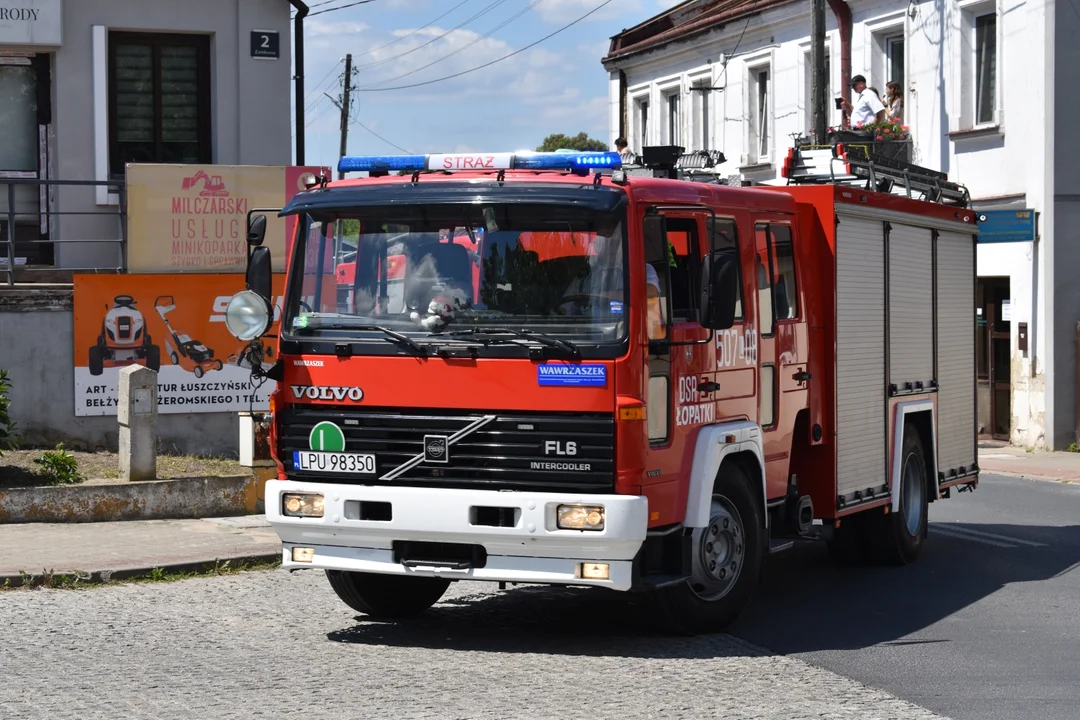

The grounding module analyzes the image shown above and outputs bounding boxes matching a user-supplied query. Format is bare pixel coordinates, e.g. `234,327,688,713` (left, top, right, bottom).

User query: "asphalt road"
731,473,1080,720
1,473,1075,719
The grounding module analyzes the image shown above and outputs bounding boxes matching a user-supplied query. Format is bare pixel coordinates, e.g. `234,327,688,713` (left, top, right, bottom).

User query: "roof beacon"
337,150,622,176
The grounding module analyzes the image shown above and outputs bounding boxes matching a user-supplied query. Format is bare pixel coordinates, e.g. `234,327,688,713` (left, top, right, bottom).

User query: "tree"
536,132,609,152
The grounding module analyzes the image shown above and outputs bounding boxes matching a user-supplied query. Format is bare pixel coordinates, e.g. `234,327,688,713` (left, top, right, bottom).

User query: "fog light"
283,493,325,518
557,504,605,531
579,562,610,580
291,547,315,563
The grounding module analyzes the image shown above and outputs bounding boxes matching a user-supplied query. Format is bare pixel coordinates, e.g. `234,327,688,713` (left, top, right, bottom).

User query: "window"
769,225,799,319
761,364,776,427
691,80,711,151
652,217,700,325
665,91,681,146
636,98,650,149
755,224,774,334
975,12,997,125
108,32,211,175
886,36,904,90
748,67,771,162
707,217,743,319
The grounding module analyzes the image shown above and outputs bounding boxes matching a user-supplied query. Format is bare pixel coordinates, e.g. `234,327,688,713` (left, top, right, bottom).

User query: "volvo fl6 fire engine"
223,143,979,635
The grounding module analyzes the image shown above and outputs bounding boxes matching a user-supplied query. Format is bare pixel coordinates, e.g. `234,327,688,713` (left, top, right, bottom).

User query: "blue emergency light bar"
337,150,622,175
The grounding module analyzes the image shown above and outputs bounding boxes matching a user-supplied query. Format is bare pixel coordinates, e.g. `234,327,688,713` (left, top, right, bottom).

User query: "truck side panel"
835,214,887,505
888,223,935,392
936,230,979,483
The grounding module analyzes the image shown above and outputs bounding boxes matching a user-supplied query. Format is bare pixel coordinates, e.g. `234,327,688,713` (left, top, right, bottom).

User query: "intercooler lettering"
530,461,592,472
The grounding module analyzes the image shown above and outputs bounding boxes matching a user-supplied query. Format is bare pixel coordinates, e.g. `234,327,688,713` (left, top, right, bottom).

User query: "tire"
88,346,104,376
865,424,929,565
146,345,161,372
214,360,223,371
325,570,450,619
193,365,204,379
170,351,179,365
644,462,765,635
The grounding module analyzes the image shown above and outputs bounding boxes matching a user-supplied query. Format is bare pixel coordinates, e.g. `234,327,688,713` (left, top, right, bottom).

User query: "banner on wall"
73,274,286,417
125,164,330,273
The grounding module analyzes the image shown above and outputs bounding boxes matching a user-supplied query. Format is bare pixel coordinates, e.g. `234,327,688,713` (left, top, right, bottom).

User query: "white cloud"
533,0,645,25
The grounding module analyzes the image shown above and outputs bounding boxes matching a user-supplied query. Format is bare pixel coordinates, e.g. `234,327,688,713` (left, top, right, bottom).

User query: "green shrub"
0,370,17,457
34,443,84,486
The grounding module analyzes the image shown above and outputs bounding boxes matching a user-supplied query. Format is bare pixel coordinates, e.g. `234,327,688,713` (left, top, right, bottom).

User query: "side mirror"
247,214,267,247
699,250,739,330
246,245,273,304
643,213,668,266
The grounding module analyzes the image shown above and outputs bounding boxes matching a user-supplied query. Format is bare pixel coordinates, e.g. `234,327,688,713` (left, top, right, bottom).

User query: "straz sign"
290,385,364,402
429,153,513,171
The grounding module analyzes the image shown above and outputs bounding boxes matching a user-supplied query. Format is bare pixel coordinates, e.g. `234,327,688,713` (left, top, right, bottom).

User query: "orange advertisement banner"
73,274,286,416
125,164,329,273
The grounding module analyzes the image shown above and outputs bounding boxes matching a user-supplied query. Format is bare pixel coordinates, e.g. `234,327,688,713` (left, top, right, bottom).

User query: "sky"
292,0,683,169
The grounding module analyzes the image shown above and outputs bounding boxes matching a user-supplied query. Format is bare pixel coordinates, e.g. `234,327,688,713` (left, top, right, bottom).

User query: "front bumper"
266,480,648,591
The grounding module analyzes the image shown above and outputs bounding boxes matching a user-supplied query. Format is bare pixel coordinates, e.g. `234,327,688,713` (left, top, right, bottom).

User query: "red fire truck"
224,144,979,635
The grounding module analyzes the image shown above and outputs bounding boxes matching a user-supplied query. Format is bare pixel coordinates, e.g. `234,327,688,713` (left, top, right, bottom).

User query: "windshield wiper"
294,315,425,355
439,327,580,355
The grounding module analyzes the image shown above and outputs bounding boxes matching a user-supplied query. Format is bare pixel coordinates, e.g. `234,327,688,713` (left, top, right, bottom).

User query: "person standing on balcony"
840,74,886,128
886,81,903,121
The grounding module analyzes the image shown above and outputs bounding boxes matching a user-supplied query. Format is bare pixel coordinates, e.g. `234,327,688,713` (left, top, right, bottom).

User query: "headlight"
557,504,605,531
282,493,324,518
225,290,271,341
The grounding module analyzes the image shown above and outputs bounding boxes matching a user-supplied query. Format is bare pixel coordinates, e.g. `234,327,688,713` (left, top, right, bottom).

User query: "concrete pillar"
118,365,157,481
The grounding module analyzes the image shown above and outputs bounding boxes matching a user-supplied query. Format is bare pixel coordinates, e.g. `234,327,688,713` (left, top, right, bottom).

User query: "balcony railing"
0,178,126,287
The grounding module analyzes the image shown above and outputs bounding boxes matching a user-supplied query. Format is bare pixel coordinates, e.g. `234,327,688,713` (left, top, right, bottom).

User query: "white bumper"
265,480,648,591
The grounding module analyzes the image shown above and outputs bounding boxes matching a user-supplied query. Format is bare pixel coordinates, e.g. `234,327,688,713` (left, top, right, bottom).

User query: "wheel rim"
689,496,746,601
901,450,925,536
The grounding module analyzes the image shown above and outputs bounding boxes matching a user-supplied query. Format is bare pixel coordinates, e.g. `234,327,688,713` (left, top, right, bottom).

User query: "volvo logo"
290,385,364,402
423,435,449,464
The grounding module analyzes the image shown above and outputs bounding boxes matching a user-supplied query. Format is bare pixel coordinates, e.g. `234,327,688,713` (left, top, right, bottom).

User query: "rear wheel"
146,345,161,372
214,360,223,371
865,424,929,565
170,351,179,365
193,366,204,379
325,570,450,619
645,462,764,635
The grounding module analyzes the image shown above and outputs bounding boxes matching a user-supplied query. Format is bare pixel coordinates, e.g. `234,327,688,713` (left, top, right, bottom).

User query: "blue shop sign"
976,209,1036,243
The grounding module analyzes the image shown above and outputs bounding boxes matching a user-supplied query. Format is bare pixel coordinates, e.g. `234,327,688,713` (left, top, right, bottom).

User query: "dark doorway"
977,277,1011,440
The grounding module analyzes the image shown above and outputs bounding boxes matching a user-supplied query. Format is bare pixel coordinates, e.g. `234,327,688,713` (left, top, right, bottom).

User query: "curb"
1,551,282,589
0,474,261,524
976,466,1080,485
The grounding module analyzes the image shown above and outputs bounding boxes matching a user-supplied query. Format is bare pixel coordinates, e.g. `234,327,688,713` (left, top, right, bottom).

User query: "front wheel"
644,462,765,635
325,570,450,619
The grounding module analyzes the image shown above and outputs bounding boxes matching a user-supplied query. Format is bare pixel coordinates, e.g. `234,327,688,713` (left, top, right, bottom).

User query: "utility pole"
336,53,354,180
810,0,828,144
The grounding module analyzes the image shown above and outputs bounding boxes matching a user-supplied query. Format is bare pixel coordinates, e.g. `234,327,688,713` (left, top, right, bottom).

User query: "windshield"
283,202,629,356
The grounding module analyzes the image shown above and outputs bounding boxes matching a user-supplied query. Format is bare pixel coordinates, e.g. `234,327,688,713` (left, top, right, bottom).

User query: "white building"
602,0,1074,451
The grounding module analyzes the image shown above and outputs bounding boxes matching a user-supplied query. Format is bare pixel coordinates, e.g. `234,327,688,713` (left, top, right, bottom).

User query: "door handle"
697,381,721,393
793,371,812,382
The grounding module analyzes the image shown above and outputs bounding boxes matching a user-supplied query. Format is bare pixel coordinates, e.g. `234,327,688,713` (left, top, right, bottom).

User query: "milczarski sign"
0,0,62,46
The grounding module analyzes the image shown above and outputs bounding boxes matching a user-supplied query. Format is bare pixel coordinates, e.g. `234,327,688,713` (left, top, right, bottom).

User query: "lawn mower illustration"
154,296,223,378
88,295,162,376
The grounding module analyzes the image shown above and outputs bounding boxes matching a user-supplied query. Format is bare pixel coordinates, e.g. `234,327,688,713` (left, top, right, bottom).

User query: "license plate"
292,451,376,474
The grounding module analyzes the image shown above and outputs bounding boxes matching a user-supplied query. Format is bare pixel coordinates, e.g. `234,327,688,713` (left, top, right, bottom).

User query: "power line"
352,0,510,71
355,0,615,93
308,0,380,18
304,57,345,112
362,0,472,57
354,120,413,154
715,0,758,86
360,0,546,89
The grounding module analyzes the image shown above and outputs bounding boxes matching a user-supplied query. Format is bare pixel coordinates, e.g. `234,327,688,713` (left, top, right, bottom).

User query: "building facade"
602,0,1074,450
0,0,292,273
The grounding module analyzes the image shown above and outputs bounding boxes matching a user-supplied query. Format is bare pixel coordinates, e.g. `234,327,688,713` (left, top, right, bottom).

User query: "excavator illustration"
154,296,223,378
88,295,161,376
181,170,228,197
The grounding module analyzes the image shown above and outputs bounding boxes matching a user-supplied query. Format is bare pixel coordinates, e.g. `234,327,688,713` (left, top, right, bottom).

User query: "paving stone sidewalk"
1,515,280,584
978,444,1080,483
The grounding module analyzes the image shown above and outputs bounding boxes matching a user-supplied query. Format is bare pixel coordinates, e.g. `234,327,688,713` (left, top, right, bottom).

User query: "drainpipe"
827,0,852,129
619,70,628,141
288,0,309,164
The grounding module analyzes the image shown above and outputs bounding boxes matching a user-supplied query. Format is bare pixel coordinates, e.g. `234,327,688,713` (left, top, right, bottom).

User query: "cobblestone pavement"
1,569,949,720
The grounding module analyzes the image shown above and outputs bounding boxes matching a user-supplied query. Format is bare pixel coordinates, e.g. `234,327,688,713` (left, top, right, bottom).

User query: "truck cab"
224,147,979,635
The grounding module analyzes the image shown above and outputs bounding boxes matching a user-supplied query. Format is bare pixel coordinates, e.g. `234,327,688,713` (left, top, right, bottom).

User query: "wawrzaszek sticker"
537,363,607,387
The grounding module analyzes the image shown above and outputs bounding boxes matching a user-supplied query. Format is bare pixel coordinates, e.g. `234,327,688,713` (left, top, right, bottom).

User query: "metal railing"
1,178,127,286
